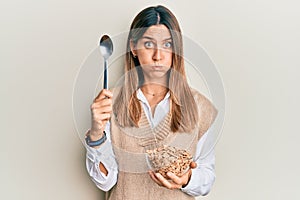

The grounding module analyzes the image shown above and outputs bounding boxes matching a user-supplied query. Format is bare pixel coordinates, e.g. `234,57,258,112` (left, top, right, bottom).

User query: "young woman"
86,5,217,200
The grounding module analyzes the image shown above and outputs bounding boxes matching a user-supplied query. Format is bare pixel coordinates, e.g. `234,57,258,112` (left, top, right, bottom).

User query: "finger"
93,94,112,103
190,161,197,169
166,172,186,185
91,107,109,115
148,171,163,186
94,113,111,121
92,105,112,113
154,173,181,190
96,89,113,99
99,105,113,113
92,113,111,122
99,98,112,106
91,99,112,110
94,89,113,101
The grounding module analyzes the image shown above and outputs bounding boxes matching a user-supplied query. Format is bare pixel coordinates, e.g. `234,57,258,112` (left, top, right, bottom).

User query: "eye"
144,41,154,48
163,41,172,49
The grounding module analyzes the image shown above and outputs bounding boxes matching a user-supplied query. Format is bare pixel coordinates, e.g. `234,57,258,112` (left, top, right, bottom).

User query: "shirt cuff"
85,134,118,191
86,137,117,169
180,167,215,196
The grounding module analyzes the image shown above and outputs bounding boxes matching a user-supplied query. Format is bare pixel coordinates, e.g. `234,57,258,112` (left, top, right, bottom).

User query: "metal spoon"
99,35,113,89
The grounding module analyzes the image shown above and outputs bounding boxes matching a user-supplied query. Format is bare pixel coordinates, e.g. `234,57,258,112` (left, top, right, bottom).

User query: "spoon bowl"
99,35,113,89
100,35,113,59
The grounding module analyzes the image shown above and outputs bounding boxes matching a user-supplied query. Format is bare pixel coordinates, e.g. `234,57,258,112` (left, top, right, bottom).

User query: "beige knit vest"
106,89,217,200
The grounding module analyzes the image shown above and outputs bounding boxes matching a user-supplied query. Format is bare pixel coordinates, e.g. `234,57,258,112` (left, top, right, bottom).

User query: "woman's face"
131,24,173,83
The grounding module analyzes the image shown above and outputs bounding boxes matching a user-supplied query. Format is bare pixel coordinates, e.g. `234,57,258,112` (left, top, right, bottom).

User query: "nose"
153,47,163,62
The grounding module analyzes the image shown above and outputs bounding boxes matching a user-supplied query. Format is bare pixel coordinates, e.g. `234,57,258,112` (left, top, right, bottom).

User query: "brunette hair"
113,5,198,132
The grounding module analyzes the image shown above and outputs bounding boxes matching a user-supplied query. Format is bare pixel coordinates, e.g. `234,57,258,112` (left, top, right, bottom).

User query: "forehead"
143,24,171,39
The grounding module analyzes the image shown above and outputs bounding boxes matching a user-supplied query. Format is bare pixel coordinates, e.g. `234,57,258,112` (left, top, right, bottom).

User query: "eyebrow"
141,36,172,41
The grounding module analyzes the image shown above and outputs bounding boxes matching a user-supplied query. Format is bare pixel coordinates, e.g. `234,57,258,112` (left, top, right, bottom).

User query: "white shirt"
86,89,216,196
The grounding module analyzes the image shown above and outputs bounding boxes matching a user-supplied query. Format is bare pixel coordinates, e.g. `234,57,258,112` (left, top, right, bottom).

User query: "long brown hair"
113,5,198,132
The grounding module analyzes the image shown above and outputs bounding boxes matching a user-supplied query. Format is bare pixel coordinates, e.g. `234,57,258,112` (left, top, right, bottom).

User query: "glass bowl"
146,145,192,178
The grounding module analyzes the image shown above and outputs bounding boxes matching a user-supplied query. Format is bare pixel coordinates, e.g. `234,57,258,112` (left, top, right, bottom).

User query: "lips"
151,65,164,70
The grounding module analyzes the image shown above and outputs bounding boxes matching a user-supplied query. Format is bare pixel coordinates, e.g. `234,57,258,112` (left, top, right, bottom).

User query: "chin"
147,72,168,80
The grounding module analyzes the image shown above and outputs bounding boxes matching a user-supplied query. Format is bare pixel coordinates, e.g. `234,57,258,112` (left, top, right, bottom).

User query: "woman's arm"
86,89,118,191
180,129,216,196
85,122,118,192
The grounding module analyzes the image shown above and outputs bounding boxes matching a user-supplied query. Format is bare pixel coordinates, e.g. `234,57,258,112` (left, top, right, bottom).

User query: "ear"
130,39,137,57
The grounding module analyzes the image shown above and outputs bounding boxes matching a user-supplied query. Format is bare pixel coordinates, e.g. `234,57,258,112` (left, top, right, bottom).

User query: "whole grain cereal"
146,145,193,178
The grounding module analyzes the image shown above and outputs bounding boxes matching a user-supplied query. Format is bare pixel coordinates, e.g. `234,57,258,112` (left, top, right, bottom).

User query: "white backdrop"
1,0,299,200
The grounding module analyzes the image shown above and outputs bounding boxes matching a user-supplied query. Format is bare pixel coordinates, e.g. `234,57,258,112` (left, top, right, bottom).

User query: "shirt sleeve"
181,128,216,196
85,122,118,192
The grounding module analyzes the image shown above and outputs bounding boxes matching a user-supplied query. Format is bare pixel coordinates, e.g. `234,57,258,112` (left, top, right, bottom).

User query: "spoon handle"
104,59,108,89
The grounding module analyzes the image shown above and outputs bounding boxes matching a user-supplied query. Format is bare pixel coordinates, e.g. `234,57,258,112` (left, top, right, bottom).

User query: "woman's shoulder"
190,88,213,105
190,87,218,119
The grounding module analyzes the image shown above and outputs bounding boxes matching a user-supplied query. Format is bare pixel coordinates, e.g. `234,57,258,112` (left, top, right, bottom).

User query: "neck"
141,84,168,97
143,74,168,88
